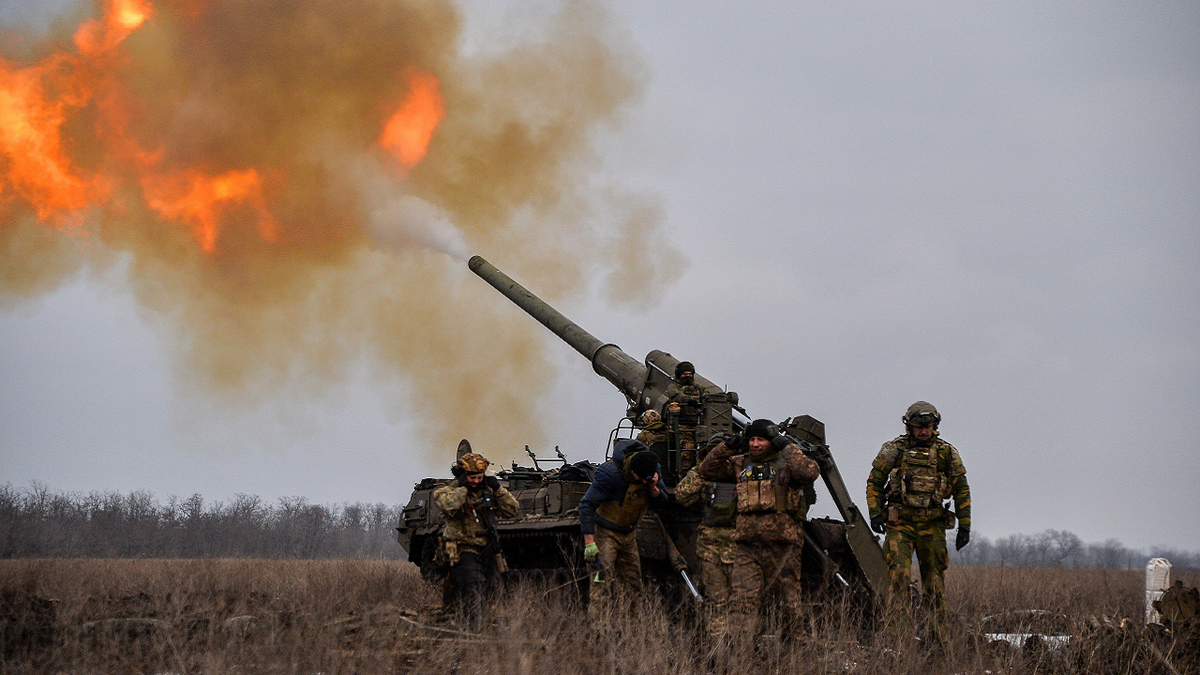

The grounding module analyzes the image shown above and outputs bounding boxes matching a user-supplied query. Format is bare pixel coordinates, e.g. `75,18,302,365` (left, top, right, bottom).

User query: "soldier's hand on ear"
484,476,500,491
725,434,744,452
956,526,971,550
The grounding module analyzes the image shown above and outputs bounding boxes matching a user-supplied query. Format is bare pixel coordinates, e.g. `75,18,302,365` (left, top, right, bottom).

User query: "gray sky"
1,1,1197,552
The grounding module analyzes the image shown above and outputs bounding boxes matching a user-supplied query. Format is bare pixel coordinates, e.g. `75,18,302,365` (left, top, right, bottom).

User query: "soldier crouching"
578,439,669,617
432,452,519,630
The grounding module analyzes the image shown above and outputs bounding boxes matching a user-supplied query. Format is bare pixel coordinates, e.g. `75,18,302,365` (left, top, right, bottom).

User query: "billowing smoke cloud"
0,0,684,459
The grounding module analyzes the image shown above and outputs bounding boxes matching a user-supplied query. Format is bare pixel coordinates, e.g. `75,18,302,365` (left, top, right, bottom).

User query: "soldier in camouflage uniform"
635,409,670,473
675,449,737,640
663,361,702,469
432,452,519,629
865,401,971,644
699,419,821,641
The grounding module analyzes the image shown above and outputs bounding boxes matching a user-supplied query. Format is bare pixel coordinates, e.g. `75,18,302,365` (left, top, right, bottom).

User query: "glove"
583,542,599,563
956,527,970,551
724,434,744,452
484,475,501,491
870,515,887,535
455,473,469,487
770,434,790,452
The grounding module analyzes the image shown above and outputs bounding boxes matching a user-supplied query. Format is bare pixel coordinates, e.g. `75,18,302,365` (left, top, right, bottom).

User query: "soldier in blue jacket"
578,439,669,615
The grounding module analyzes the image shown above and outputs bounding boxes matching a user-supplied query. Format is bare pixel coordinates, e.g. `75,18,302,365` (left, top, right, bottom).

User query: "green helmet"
903,401,941,428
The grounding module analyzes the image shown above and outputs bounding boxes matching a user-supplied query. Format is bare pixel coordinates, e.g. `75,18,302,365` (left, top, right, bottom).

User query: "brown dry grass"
1,559,1196,674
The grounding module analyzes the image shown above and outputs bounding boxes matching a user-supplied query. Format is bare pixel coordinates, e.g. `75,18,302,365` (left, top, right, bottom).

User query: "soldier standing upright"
663,361,702,469
698,419,820,641
674,439,737,641
432,451,519,629
865,401,971,644
635,409,670,473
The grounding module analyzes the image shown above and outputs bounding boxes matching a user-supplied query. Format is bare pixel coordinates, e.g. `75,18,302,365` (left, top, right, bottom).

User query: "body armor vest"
667,384,703,426
703,481,737,527
887,443,950,510
595,482,651,529
735,456,800,516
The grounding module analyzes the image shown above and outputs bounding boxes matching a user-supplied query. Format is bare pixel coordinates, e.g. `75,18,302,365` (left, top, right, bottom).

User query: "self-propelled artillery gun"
395,256,890,608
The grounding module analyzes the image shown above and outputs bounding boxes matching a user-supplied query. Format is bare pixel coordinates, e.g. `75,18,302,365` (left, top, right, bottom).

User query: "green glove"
584,542,599,563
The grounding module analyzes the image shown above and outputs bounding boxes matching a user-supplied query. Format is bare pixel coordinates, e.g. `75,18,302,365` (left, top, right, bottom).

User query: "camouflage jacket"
697,440,820,545
636,422,669,446
865,434,971,528
432,482,519,551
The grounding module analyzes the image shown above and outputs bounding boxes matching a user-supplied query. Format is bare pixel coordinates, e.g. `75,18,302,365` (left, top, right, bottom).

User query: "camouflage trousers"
589,526,642,617
696,525,737,639
883,519,950,643
729,541,806,639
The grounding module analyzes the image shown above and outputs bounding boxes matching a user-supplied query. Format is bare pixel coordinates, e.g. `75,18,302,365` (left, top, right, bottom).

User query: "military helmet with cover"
638,409,662,427
903,401,941,428
457,452,491,474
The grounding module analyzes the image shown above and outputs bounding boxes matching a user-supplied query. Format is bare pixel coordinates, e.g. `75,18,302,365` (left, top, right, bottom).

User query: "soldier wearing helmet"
432,447,519,629
635,409,670,473
698,418,821,643
865,401,972,645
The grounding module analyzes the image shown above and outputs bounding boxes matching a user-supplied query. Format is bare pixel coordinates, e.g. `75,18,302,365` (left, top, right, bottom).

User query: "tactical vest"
666,384,703,426
595,482,651,529
886,443,951,510
594,453,654,529
703,481,737,527
735,455,802,518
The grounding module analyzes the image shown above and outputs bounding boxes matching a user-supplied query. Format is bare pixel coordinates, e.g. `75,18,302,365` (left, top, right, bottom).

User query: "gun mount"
395,256,891,614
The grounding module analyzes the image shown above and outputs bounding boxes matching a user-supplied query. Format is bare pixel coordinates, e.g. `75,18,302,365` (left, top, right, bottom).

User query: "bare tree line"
0,482,404,559
3,482,1196,568
951,529,1200,571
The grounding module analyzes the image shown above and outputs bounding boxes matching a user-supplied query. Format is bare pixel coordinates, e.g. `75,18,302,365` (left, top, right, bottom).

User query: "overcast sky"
1,1,1197,552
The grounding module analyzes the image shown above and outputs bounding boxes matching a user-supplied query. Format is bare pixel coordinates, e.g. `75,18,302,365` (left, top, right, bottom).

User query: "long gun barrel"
469,255,724,413
469,255,647,404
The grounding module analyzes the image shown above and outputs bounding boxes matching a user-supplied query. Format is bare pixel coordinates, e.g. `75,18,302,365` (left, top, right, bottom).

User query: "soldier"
663,361,703,468
578,439,669,615
432,452,519,629
698,419,821,641
865,401,971,645
674,437,737,640
635,409,670,471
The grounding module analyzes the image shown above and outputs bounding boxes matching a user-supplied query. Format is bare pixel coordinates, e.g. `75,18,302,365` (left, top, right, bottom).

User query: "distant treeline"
0,482,404,559
951,529,1200,571
3,482,1197,570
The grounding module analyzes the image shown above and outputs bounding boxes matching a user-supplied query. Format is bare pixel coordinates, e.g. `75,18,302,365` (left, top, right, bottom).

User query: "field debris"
981,609,1071,651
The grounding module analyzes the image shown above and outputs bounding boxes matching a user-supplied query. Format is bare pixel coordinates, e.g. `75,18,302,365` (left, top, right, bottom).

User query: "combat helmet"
638,409,662,427
903,401,941,428
457,452,491,474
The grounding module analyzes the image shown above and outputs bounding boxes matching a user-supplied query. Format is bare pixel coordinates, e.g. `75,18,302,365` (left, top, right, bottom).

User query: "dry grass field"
1,559,1196,674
